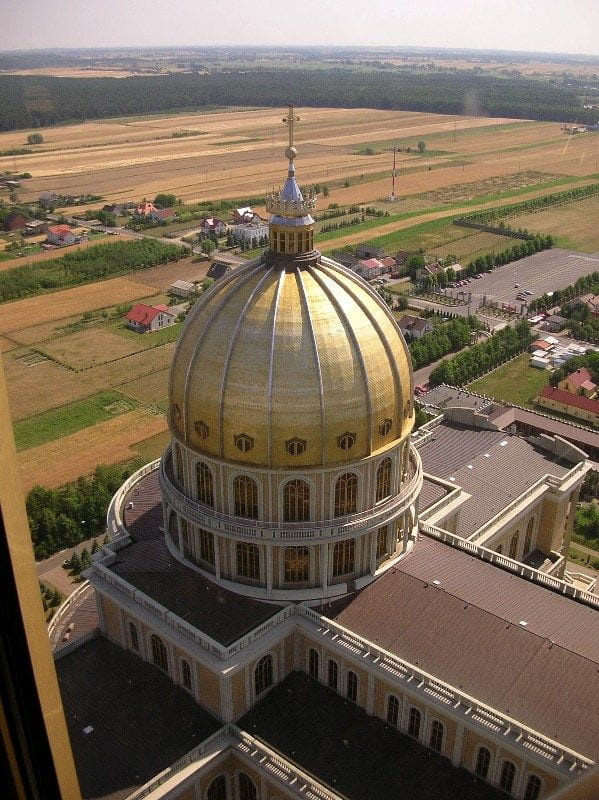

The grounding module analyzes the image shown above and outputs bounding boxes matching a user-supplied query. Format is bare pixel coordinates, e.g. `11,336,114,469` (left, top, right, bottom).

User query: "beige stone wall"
100,595,123,643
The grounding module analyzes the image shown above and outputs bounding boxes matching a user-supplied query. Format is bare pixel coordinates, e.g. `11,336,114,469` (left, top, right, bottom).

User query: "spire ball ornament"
285,146,297,162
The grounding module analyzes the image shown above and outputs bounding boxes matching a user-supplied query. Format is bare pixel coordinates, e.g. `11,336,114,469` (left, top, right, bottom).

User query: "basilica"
54,108,599,800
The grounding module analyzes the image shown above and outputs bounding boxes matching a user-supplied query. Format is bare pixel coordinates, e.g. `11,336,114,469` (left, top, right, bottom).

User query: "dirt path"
319,178,597,251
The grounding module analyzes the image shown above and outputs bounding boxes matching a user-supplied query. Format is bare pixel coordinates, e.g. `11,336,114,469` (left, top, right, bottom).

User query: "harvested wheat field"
0,277,157,334
5,341,176,420
4,107,595,211
127,256,211,291
40,328,146,369
119,366,170,411
18,409,168,490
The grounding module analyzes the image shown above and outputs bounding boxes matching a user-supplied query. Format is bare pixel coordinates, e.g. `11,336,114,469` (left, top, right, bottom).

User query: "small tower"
265,105,317,261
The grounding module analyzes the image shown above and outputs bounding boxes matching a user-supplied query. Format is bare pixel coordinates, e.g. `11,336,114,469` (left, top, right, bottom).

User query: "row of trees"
430,320,533,386
26,464,135,560
461,183,599,225
549,350,599,388
419,235,553,291
0,69,594,132
409,317,479,370
529,270,599,313
0,239,188,303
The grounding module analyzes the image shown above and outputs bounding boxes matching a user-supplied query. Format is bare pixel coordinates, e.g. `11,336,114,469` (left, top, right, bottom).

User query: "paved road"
37,533,103,595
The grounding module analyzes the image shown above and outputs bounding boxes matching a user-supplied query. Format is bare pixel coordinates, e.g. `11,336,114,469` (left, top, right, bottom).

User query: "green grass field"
13,390,139,451
467,353,549,408
110,320,183,347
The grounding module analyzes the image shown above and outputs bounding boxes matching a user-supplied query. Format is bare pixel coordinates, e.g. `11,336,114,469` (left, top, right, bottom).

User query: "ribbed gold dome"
168,256,414,468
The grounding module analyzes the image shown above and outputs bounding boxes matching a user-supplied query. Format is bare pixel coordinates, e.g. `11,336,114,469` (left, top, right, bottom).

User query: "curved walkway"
50,583,98,651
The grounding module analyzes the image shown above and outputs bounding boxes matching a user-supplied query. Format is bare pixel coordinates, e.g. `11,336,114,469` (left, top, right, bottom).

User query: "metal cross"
282,105,300,148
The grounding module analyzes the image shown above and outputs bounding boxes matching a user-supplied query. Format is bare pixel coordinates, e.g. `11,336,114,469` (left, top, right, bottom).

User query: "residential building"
135,201,157,217
558,368,597,398
124,303,177,333
231,220,268,245
397,314,434,339
355,242,385,260
38,191,62,208
543,314,567,332
233,206,256,223
46,225,78,246
23,219,48,236
354,257,385,278
537,385,599,426
148,208,177,222
199,217,228,236
170,280,196,298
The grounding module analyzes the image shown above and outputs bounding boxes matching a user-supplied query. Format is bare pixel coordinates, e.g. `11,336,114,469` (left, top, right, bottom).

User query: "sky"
1,0,598,56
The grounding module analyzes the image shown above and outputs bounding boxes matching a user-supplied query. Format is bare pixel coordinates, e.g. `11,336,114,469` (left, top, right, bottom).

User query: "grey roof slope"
108,470,280,646
417,422,572,536
56,635,221,800
321,536,599,760
240,672,506,800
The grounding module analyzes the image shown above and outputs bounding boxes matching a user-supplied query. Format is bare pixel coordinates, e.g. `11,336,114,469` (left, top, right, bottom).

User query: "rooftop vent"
519,620,528,627
83,725,94,735
500,440,508,447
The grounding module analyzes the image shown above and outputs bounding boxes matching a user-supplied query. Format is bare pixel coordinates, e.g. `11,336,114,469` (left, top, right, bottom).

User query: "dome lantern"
265,105,317,258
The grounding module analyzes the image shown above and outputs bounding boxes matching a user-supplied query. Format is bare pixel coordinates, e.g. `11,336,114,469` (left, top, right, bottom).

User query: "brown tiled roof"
417,422,572,536
419,477,450,511
56,635,221,800
321,536,599,759
109,470,280,646
565,367,594,388
240,672,505,800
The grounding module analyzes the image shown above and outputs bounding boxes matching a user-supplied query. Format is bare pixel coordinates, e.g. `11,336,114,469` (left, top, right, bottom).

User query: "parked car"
523,290,533,296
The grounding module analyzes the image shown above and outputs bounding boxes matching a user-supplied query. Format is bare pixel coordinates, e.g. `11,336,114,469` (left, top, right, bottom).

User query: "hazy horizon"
1,0,598,58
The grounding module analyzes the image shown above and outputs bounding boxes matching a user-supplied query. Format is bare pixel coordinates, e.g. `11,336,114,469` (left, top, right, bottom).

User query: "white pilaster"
452,723,465,766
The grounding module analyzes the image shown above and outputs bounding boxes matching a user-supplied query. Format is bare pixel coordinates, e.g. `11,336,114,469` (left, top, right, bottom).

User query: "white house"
232,221,268,246
169,280,196,299
125,303,177,333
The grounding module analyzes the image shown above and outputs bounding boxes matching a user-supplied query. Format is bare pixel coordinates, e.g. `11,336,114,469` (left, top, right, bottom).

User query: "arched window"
175,444,184,485
332,539,355,577
236,542,260,580
234,475,258,518
196,462,213,507
308,648,319,679
150,634,168,674
129,622,139,652
508,531,519,560
284,546,309,582
429,720,444,752
475,747,491,779
524,775,542,800
524,517,534,555
238,773,257,800
283,479,310,522
376,526,388,559
328,660,338,690
386,695,400,726
334,473,357,517
346,671,358,702
199,529,215,565
181,659,192,691
496,544,503,554
376,458,392,502
254,655,273,696
499,761,516,793
207,775,227,800
408,707,421,739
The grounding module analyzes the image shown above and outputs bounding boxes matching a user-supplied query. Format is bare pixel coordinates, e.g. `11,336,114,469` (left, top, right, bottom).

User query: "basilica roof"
168,256,413,467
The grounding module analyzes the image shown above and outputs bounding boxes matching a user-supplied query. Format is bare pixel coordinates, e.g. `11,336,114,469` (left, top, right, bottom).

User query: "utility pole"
388,146,398,203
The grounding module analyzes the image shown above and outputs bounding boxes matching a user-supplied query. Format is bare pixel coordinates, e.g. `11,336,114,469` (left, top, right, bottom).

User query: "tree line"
0,239,188,303
549,350,599,388
459,183,599,225
27,464,135,560
528,271,599,312
409,317,479,370
0,69,595,132
430,320,533,386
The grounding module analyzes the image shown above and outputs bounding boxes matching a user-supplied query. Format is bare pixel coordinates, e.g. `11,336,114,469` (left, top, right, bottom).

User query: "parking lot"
445,249,599,313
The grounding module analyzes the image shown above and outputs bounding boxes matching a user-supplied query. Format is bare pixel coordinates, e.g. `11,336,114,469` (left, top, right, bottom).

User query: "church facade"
60,108,598,800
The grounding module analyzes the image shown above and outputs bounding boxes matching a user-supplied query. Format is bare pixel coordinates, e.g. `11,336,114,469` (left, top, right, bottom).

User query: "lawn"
110,319,183,347
467,353,549,408
509,195,599,252
12,390,139,452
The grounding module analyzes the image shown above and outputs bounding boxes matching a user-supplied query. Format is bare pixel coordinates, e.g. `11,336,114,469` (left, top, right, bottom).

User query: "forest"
0,238,188,302
0,68,594,131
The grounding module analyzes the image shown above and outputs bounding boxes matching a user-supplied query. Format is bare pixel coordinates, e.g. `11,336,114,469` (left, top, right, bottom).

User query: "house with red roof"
135,201,157,217
537,385,599,426
148,208,178,223
199,217,228,236
46,225,78,246
558,367,597,398
125,303,177,333
354,258,385,278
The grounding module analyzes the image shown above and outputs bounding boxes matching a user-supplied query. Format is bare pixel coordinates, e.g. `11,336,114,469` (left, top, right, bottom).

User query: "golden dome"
168,256,414,468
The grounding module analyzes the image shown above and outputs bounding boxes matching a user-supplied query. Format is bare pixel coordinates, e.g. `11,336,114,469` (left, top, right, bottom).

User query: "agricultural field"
18,408,168,491
1,107,597,214
508,196,599,253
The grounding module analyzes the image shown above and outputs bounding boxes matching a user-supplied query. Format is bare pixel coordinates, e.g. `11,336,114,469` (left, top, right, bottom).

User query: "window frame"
327,659,338,690
284,546,310,583
332,538,355,578
282,478,311,522
499,760,516,793
237,771,258,800
196,461,214,507
150,633,169,674
386,694,400,726
474,746,492,780
236,541,260,581
333,472,358,517
523,774,542,800
232,474,259,519
254,654,274,698
408,707,421,739
206,774,227,800
375,457,392,502
308,648,319,679
128,621,139,652
429,719,444,753
346,670,358,702
180,658,192,692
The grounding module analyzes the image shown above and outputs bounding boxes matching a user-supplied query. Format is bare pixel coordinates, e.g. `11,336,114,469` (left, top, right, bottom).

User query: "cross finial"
282,105,299,165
